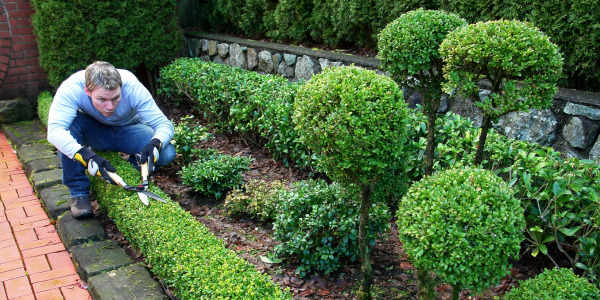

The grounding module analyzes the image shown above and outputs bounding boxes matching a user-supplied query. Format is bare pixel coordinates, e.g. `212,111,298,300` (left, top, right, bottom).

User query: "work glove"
138,138,161,175
73,147,117,185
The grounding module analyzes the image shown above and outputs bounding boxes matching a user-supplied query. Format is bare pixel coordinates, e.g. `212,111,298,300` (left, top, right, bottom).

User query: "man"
47,61,175,219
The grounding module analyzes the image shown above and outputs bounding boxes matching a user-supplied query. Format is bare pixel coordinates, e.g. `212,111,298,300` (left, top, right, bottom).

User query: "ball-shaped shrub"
397,167,525,292
378,8,466,88
440,20,563,118
293,66,411,184
273,180,390,277
504,268,599,300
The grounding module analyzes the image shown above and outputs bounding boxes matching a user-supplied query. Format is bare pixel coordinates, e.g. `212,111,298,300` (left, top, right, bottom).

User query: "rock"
563,117,585,149
278,62,295,78
563,102,600,120
258,50,273,73
0,98,34,123
208,40,218,56
229,43,247,69
589,138,600,162
272,53,281,72
493,109,557,146
247,48,258,70
213,55,224,64
217,43,229,58
295,55,314,82
284,53,297,66
201,39,209,52
318,58,331,70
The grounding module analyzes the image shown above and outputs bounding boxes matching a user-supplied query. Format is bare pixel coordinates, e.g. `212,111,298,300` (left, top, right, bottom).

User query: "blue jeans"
60,111,176,198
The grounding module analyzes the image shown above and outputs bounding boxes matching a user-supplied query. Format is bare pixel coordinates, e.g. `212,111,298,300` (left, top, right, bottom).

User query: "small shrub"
224,179,287,221
173,115,212,165
504,268,599,300
397,167,524,295
37,91,53,126
273,180,390,277
180,151,252,199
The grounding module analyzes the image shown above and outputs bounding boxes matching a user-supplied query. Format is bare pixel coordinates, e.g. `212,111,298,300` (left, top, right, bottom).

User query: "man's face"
85,86,121,117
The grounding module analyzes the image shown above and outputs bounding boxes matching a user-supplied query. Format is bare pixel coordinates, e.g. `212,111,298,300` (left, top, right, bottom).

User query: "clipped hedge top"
91,152,290,299
397,167,524,292
293,66,411,184
440,20,563,117
504,268,599,300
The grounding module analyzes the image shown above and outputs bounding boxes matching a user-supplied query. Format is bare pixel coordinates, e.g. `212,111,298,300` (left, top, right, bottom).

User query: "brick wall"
0,0,48,101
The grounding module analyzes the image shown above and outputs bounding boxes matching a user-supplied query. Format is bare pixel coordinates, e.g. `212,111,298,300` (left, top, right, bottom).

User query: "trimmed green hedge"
37,91,53,127
504,268,600,300
90,152,290,299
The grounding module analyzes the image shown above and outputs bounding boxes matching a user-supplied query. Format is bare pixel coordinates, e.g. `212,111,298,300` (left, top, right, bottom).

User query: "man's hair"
85,61,122,91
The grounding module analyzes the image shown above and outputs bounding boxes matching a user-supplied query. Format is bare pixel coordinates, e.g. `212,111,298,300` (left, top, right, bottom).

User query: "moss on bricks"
56,213,106,249
87,264,165,300
71,240,135,281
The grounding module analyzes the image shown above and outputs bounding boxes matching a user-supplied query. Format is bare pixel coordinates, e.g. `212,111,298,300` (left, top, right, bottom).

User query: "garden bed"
97,98,554,299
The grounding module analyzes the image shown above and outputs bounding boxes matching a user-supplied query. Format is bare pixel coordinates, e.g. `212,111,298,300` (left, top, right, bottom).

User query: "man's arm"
47,77,86,159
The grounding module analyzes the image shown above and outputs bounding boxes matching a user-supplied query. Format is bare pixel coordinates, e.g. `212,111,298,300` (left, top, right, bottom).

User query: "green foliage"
89,152,290,299
31,0,182,87
378,9,466,102
440,20,563,119
273,180,390,277
509,150,600,284
504,268,599,300
293,66,411,184
224,179,287,221
180,151,252,199
264,0,314,43
37,91,53,126
159,58,314,168
173,115,212,165
397,167,524,292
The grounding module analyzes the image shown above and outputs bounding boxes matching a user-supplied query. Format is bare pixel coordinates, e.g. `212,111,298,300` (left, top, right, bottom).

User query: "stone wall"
0,0,48,101
185,33,600,161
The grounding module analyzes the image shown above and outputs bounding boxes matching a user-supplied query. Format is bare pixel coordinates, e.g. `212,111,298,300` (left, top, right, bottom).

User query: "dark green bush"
180,151,252,199
273,180,390,277
89,152,290,299
398,167,524,294
37,91,53,126
504,268,599,300
31,0,182,87
264,0,314,43
224,179,287,221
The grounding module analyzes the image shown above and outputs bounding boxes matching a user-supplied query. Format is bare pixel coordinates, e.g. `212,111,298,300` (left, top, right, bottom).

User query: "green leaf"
260,256,283,264
558,226,582,237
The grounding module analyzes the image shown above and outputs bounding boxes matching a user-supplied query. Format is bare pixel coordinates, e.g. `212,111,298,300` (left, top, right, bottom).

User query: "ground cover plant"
504,267,600,300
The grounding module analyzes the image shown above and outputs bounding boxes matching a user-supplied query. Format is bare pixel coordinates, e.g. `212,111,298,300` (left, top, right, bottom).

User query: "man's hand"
139,138,161,175
73,147,117,184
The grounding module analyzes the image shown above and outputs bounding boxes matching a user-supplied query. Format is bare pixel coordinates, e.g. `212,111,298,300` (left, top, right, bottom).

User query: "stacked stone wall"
185,33,600,161
0,0,48,101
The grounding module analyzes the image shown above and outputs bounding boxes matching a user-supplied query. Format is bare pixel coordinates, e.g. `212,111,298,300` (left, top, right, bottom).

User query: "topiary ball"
504,268,599,300
378,8,467,85
397,167,525,292
293,66,411,184
440,20,563,118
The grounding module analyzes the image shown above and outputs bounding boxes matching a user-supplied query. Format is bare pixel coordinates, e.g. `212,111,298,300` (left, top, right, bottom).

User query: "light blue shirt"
47,69,174,159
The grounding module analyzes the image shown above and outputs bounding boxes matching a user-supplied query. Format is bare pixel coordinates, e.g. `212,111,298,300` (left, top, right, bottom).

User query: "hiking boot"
71,196,93,219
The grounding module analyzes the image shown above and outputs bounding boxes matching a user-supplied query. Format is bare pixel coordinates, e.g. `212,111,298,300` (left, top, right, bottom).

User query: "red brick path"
0,132,90,299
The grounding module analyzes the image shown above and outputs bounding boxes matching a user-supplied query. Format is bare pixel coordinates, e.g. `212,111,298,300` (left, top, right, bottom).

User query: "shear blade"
137,192,149,205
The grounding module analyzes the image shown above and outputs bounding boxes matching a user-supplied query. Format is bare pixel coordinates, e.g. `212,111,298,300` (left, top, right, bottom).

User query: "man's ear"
84,86,92,98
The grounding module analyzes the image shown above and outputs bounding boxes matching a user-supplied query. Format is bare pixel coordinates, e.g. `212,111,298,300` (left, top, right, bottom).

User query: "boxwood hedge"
90,152,290,299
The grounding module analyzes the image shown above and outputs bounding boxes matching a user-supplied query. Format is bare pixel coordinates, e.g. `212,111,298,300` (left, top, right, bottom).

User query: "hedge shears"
106,162,166,205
